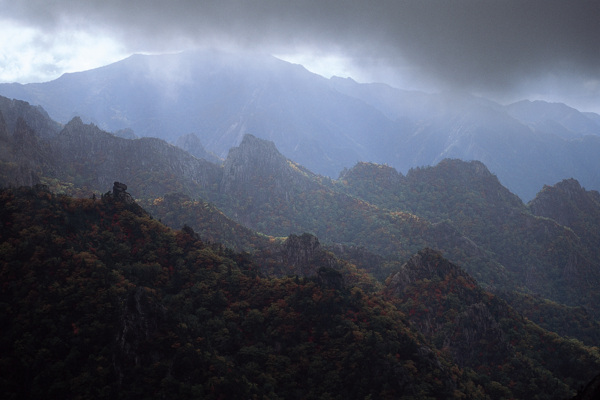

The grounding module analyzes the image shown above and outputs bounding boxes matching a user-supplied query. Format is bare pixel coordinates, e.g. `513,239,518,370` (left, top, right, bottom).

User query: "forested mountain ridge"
338,160,600,314
2,97,600,317
0,184,487,399
529,178,600,251
52,116,223,199
2,185,600,398
2,51,600,200
3,96,600,397
384,249,600,399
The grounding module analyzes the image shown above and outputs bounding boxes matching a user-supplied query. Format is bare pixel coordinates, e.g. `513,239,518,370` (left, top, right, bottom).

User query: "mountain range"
1,49,600,201
3,64,600,397
2,95,600,312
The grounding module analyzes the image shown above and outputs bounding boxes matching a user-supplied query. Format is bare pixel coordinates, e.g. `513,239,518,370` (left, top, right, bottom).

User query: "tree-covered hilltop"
338,160,600,315
3,185,600,399
384,249,600,399
3,99,598,315
0,185,487,399
3,96,600,396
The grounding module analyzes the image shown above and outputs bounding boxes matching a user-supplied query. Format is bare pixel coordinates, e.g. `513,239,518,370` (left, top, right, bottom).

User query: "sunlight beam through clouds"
0,0,599,112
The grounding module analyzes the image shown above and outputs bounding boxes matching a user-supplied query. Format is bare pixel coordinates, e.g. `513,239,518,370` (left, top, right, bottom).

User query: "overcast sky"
1,0,599,112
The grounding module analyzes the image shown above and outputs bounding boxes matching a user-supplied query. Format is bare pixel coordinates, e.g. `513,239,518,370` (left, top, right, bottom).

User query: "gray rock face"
529,178,600,228
113,181,134,203
385,248,478,296
281,233,322,277
0,96,61,139
220,134,318,201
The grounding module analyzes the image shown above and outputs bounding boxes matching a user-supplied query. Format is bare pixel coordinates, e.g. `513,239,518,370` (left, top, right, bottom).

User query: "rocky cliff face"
281,233,322,276
384,249,513,368
0,96,61,139
220,134,319,202
382,249,600,398
529,178,600,229
0,110,52,188
527,178,600,306
50,117,222,198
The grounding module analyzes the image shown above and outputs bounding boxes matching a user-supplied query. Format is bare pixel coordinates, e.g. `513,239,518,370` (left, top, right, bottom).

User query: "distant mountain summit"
1,51,600,200
174,132,221,164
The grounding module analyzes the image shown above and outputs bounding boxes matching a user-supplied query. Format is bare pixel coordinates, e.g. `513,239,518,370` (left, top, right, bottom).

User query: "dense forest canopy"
2,97,600,398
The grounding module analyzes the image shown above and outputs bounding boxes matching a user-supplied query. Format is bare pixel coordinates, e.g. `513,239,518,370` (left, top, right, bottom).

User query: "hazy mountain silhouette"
2,50,600,200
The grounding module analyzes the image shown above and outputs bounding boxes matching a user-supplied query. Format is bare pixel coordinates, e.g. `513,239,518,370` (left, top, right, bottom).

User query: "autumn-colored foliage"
0,186,484,399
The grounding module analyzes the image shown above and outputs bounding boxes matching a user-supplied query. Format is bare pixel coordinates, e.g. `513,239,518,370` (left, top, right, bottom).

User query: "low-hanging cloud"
2,0,600,107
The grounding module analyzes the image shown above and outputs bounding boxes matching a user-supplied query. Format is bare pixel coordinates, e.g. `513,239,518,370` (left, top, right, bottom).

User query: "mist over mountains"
1,49,599,201
3,89,600,398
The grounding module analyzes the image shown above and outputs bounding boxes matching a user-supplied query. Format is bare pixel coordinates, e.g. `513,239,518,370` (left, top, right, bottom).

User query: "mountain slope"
3,52,600,200
339,160,600,313
3,97,600,317
0,51,398,178
330,78,600,201
384,249,600,399
212,134,518,287
0,184,489,399
506,100,600,139
47,116,223,199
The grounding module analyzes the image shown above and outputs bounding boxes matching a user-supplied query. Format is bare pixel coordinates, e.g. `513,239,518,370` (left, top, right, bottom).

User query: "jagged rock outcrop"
529,178,600,229
220,134,318,201
385,248,478,296
283,233,321,269
384,249,513,366
50,117,222,198
280,233,337,278
0,95,61,139
112,182,135,204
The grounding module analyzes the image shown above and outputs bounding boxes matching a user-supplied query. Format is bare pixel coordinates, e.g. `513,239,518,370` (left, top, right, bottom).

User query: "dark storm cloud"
3,0,600,95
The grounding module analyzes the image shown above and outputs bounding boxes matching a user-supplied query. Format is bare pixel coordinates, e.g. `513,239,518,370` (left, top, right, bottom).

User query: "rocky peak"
220,134,317,199
339,161,405,185
553,178,586,199
415,159,494,181
62,116,87,133
0,96,61,139
385,249,513,370
277,233,342,280
224,134,286,173
284,233,320,260
385,248,477,296
529,178,599,228
57,117,117,149
112,181,135,204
